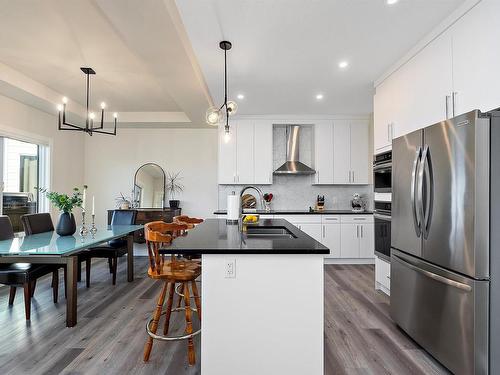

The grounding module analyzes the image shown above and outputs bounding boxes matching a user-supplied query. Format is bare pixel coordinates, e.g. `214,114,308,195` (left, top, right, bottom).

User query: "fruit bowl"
242,214,260,225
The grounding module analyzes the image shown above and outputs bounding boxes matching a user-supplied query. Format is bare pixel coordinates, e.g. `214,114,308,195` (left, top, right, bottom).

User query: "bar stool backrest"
173,216,203,229
144,221,188,274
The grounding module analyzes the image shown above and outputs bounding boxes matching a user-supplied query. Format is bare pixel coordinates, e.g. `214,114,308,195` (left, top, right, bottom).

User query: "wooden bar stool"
173,216,203,305
143,221,201,365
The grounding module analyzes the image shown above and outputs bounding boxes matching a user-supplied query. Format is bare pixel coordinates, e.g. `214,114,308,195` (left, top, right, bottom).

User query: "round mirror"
133,163,165,208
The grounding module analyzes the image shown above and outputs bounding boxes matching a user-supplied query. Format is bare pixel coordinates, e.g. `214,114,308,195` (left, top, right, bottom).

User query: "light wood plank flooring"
0,260,448,374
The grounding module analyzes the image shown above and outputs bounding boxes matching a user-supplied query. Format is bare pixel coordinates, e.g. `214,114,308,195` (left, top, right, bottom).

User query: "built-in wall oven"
374,201,391,261
373,151,392,194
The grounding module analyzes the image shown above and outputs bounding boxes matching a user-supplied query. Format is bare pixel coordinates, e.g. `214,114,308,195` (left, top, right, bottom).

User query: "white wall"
84,128,218,227
0,93,85,222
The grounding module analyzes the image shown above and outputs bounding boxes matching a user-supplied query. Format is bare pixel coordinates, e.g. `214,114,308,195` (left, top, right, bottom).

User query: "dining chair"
81,210,137,287
20,212,68,300
0,215,60,320
143,221,201,365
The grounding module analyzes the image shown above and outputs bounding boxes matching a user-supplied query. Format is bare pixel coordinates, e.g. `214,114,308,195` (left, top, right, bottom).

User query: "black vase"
56,212,77,236
169,199,180,208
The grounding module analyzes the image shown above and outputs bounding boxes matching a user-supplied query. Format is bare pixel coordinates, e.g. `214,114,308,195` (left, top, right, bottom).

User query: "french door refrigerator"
391,109,500,375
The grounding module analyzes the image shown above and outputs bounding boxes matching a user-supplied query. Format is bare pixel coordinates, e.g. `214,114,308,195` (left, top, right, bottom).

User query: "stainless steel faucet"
240,186,265,211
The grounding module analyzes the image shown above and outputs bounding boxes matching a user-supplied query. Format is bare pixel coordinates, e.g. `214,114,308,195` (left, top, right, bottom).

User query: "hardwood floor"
0,260,448,374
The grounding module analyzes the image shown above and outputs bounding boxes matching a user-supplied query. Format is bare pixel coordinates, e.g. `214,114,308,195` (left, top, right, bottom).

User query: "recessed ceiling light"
316,94,324,100
338,61,349,69
237,94,245,100
386,0,399,5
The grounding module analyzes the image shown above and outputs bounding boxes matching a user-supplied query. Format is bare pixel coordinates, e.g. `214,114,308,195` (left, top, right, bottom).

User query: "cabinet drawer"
341,215,373,223
274,215,321,223
321,215,340,223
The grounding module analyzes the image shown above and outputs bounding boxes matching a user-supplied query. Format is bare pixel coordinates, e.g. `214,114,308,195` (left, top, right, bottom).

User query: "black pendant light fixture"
206,41,237,140
57,67,118,136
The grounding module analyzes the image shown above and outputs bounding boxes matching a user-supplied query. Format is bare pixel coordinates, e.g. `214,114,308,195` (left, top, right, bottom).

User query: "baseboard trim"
324,258,375,265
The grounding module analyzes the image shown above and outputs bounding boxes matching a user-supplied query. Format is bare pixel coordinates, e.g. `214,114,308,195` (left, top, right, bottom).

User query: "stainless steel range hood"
274,125,316,175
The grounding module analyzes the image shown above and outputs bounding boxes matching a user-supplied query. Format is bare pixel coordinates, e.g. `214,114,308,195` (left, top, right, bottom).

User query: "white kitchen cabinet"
333,121,350,184
375,256,390,295
253,120,273,184
452,0,500,115
340,223,359,258
349,120,370,184
373,0,500,152
218,124,238,184
236,120,254,184
333,120,370,185
313,121,334,184
340,216,374,259
359,223,374,258
296,223,322,243
218,120,273,185
322,222,341,258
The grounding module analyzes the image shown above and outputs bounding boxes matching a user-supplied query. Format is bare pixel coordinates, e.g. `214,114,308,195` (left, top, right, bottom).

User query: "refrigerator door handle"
417,145,428,238
393,254,472,292
411,147,422,237
423,146,434,239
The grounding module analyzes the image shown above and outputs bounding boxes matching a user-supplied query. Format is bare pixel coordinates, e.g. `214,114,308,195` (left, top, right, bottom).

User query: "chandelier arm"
91,117,116,135
61,120,86,130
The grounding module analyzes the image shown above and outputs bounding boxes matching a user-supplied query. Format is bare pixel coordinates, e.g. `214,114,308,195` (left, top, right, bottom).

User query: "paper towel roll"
227,194,241,222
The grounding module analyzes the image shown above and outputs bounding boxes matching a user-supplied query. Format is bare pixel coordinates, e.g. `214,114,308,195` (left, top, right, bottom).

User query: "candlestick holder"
79,211,89,238
90,214,97,237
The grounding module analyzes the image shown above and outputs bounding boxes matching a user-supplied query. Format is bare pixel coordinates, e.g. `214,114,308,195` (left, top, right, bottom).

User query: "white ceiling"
176,0,466,116
0,0,212,127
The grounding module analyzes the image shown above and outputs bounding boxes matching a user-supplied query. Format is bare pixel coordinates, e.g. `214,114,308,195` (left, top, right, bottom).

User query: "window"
0,137,49,232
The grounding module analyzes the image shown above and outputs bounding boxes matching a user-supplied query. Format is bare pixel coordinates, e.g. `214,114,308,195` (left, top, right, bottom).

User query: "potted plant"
166,171,184,208
115,192,133,210
38,186,86,236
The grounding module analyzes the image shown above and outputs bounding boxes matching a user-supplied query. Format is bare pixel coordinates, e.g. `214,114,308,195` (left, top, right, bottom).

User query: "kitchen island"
163,219,328,375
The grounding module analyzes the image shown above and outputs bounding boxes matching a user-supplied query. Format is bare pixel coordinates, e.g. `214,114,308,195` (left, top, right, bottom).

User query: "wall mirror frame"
133,163,166,208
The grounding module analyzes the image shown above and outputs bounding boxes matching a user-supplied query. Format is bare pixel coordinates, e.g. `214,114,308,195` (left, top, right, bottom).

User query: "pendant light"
206,41,237,140
57,67,118,136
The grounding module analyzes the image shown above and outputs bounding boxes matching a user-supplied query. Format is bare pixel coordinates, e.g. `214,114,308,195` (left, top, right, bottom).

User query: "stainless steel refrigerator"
391,109,500,375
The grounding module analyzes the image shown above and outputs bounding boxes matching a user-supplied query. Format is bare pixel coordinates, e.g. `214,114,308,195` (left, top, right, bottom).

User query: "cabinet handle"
322,225,325,238
348,170,351,183
356,225,359,238
445,95,451,119
317,170,320,183
352,170,355,183
361,226,363,238
269,171,272,184
452,91,458,117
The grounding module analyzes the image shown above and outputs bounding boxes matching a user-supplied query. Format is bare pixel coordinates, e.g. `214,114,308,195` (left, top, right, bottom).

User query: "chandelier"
205,41,237,141
57,67,118,136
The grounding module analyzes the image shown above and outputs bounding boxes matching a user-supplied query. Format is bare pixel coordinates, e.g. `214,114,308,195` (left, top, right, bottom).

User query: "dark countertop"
160,219,329,255
213,209,373,215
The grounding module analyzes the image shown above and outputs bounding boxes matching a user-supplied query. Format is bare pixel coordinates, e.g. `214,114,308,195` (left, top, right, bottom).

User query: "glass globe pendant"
226,100,238,116
206,106,221,126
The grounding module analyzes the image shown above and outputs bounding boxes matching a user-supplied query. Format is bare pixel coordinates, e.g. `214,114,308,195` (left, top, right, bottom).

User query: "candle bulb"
92,196,95,216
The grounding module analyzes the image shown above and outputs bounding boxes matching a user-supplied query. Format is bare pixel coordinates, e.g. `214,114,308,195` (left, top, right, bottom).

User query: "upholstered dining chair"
81,210,137,287
0,215,60,320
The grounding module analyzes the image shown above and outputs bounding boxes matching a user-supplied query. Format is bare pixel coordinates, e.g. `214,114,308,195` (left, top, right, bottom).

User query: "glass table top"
0,225,143,256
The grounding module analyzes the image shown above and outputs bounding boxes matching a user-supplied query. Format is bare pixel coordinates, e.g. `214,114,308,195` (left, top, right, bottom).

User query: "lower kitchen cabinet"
340,224,360,258
322,224,341,258
375,256,390,295
339,216,374,259
295,223,322,243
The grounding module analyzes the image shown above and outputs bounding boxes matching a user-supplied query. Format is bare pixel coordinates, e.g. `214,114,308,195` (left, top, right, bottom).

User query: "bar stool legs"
144,281,202,365
143,281,168,362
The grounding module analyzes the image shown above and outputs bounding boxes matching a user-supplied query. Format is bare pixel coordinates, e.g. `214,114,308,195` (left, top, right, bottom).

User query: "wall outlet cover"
224,259,236,278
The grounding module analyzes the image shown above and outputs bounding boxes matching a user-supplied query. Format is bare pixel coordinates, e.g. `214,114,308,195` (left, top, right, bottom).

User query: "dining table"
0,224,143,327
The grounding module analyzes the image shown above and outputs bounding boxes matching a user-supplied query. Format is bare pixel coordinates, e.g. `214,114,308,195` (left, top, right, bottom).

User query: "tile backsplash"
218,124,373,211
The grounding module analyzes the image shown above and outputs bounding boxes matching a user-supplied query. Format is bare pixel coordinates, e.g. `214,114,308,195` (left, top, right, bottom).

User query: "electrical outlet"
224,259,236,278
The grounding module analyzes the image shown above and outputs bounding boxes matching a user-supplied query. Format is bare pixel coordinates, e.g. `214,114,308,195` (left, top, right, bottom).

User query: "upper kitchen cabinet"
452,0,500,115
373,0,500,152
333,120,370,185
314,119,369,185
218,120,273,185
313,121,334,184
